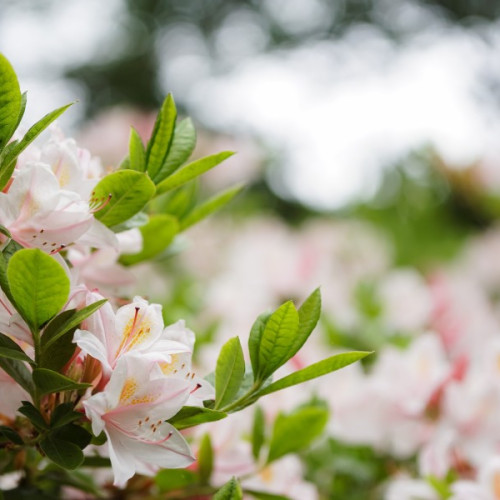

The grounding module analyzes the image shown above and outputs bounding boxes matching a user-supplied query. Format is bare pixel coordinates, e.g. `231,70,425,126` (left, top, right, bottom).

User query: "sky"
2,0,500,209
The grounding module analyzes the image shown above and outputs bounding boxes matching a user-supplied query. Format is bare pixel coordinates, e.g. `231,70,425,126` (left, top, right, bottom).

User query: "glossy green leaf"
33,368,90,395
257,302,299,381
0,102,73,190
18,401,48,430
7,249,70,330
146,93,177,180
155,469,197,493
245,492,291,500
289,288,321,356
198,433,213,485
153,117,196,183
155,151,234,195
0,425,23,445
180,184,244,231
128,127,146,172
256,351,372,398
215,337,245,410
214,477,243,500
50,403,82,429
120,214,179,266
0,333,32,363
54,423,92,449
92,170,155,227
0,54,22,149
267,407,328,463
248,312,271,380
40,435,84,470
252,406,265,460
169,406,226,430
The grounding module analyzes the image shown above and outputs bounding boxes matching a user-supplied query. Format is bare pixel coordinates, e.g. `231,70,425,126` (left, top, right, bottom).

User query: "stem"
31,327,41,408
220,381,262,413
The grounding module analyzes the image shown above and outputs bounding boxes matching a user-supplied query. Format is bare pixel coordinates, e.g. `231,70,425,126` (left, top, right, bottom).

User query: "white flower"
83,356,194,486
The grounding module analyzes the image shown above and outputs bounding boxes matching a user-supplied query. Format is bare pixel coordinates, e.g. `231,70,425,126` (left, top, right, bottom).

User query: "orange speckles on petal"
119,378,138,403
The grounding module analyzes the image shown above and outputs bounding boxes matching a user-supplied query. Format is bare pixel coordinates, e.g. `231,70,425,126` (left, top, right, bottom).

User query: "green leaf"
180,184,244,231
267,406,328,463
198,433,213,485
128,127,146,172
32,368,90,395
215,337,245,410
119,214,179,266
146,93,177,180
153,117,196,183
0,333,32,363
50,403,82,429
155,469,198,493
40,435,84,470
92,170,156,227
54,423,92,449
0,54,22,150
169,406,226,430
155,151,234,195
289,288,322,356
248,313,271,380
256,351,371,398
7,249,69,331
18,401,48,430
0,335,34,395
12,92,27,134
0,102,73,190
252,406,266,460
42,299,107,351
257,302,299,381
214,477,243,500
245,491,291,500
0,425,23,445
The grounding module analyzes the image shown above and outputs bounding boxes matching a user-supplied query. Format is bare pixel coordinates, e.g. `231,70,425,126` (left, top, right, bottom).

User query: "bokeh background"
4,1,500,499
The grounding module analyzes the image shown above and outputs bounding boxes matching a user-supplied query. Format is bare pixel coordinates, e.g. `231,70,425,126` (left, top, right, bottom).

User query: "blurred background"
4,1,500,498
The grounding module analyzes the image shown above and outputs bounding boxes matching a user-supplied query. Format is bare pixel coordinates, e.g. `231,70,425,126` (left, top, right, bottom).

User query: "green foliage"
248,312,271,377
128,127,146,171
267,406,328,463
92,170,156,227
257,352,371,397
292,288,322,354
155,469,198,493
32,368,90,395
49,403,82,429
198,433,214,485
40,435,84,470
7,249,70,331
252,406,266,460
0,54,22,150
215,337,246,410
0,335,34,395
214,477,243,500
0,332,32,363
18,401,48,431
168,406,227,430
156,151,234,195
120,214,179,265
0,425,23,445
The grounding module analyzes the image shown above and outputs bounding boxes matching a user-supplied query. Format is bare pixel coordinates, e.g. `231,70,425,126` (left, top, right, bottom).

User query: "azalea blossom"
83,356,195,486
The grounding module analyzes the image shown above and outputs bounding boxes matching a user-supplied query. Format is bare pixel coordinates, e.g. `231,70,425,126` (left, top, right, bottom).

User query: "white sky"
2,0,500,209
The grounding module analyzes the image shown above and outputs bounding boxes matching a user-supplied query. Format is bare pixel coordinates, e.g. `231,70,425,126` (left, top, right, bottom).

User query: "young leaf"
119,214,179,266
267,406,328,463
257,302,299,381
180,184,244,231
18,401,48,430
40,435,84,470
168,406,227,430
248,313,271,380
215,337,245,410
42,299,107,350
245,492,291,500
92,170,156,227
7,249,70,330
0,425,23,445
198,433,213,485
155,151,234,195
128,127,146,172
0,102,73,190
0,53,22,150
33,368,90,395
155,469,198,493
146,93,177,180
0,332,32,363
152,117,196,183
214,477,243,500
252,406,265,460
256,351,372,398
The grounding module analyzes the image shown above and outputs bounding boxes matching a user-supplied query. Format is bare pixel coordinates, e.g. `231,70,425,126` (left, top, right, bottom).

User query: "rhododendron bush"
0,54,369,499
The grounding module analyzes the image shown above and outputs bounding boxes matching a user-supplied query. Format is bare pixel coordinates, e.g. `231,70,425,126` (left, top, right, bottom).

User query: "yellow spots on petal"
57,165,71,188
130,394,155,405
160,354,180,375
259,465,274,484
115,308,153,357
493,471,500,499
119,377,138,403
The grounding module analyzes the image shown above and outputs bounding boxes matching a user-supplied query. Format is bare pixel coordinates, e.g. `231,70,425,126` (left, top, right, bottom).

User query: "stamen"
190,383,202,394
50,244,66,255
